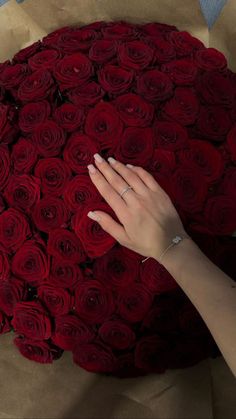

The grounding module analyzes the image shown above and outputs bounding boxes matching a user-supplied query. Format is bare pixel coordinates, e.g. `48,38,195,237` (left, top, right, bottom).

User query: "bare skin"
87,153,236,378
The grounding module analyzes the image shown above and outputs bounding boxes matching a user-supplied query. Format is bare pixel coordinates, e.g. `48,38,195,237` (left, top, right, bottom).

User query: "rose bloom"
14,336,63,364
52,314,95,350
12,301,52,340
0,208,31,254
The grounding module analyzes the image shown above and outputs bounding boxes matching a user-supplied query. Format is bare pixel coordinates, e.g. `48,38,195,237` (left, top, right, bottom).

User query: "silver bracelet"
141,235,188,264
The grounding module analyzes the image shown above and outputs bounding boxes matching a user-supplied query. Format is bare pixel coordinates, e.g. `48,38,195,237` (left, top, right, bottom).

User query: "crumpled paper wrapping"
0,1,236,418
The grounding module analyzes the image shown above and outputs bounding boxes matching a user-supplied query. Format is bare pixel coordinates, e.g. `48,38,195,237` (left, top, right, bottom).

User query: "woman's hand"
87,153,189,262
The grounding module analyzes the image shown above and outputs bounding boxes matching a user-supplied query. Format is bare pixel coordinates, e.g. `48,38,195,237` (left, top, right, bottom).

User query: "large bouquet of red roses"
0,21,236,377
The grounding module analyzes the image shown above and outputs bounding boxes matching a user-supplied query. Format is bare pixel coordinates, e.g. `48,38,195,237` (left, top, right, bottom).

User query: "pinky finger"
127,165,160,192
87,210,129,245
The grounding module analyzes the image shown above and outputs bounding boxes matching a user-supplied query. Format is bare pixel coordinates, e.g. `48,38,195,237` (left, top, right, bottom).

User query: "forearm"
159,238,236,377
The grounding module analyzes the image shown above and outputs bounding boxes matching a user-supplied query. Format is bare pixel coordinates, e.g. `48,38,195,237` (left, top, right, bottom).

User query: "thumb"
87,211,129,245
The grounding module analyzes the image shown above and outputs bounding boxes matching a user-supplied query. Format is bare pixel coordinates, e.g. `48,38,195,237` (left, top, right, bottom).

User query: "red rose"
118,41,154,70
177,139,224,184
162,59,198,85
98,319,136,350
52,314,95,350
117,283,153,323
85,102,123,149
140,258,179,293
13,41,41,63
137,69,173,102
152,38,176,63
74,280,115,324
135,335,171,373
56,28,98,54
38,284,73,316
12,240,49,286
89,40,118,64
18,70,55,102
34,158,71,196
19,101,50,133
197,71,235,108
113,93,154,127
0,208,31,254
31,120,65,157
28,49,60,71
168,31,204,57
12,301,52,340
4,174,40,212
73,341,118,373
47,228,84,262
227,124,236,161
148,148,176,175
0,64,28,90
162,87,199,125
67,81,105,106
49,258,84,289
101,22,137,40
32,197,68,233
142,22,177,37
203,195,236,235
64,175,101,213
0,145,10,191
98,65,134,95
0,251,10,281
63,133,98,174
72,202,117,258
0,311,11,334
0,105,18,145
154,121,188,150
42,26,73,47
54,53,93,91
196,105,232,141
195,48,227,71
93,245,140,290
12,139,38,174
54,103,84,132
114,127,155,166
14,336,63,364
141,299,179,334
0,277,27,316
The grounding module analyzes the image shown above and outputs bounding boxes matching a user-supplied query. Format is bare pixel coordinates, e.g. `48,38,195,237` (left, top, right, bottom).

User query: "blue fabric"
0,0,228,28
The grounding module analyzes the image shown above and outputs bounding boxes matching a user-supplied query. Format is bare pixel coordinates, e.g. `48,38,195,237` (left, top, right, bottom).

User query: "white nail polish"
126,164,134,168
94,153,104,163
87,211,100,221
108,157,116,165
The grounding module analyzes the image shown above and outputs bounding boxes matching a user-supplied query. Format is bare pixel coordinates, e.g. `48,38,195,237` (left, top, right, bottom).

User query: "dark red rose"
85,102,123,149
101,21,137,40
0,251,10,281
12,300,52,340
168,31,204,57
42,26,73,47
63,133,98,174
162,59,198,85
47,228,84,262
117,283,153,323
0,208,31,254
118,41,154,70
38,284,73,316
0,311,11,334
177,139,224,184
98,319,136,350
197,71,235,108
52,314,95,350
31,120,65,157
19,101,51,133
4,174,40,212
137,69,173,102
49,258,84,289
148,148,176,175
0,277,27,316
0,103,8,133
12,139,38,174
93,245,140,290
28,49,61,71
140,258,179,293
13,41,42,63
0,104,18,145
54,103,84,132
73,341,118,373
195,48,227,71
67,81,105,106
196,105,232,141
54,53,93,90
56,28,98,53
74,280,115,324
32,197,68,233
0,193,5,214
113,93,154,127
14,336,63,364
227,124,236,161
64,175,101,213
12,240,49,286
0,145,10,191
89,40,118,64
34,158,71,196
154,121,188,150
98,65,134,95
142,22,177,37
18,70,55,102
0,64,28,90
135,335,171,373
162,87,199,125
218,167,236,196
152,38,176,63
203,195,236,235
141,299,179,334
114,127,155,166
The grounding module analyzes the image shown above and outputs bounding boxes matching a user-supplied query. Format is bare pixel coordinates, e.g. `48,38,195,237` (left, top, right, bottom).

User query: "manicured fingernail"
94,153,104,163
126,164,134,168
108,157,116,165
87,164,97,174
87,211,100,221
